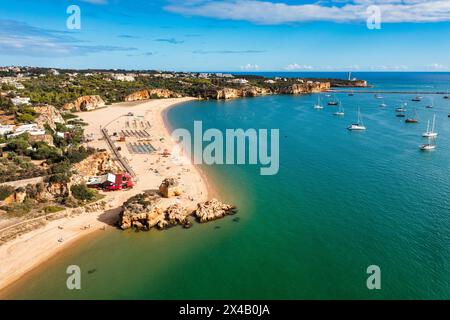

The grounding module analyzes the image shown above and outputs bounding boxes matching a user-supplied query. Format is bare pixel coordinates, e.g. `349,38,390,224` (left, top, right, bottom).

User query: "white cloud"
283,63,313,70
428,63,449,70
240,63,260,70
164,0,450,24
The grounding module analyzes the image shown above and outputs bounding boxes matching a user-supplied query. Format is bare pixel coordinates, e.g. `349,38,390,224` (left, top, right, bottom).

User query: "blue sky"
1,0,450,71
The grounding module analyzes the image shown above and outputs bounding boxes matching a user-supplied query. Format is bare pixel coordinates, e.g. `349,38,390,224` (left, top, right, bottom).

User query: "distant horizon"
4,66,450,74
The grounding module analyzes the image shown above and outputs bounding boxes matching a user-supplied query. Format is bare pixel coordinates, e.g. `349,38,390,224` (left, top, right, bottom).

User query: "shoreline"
0,97,211,295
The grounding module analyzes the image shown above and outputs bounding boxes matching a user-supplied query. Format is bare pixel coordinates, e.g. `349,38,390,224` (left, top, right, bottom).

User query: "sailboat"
425,97,434,109
327,94,338,106
314,95,324,109
420,137,436,151
348,89,354,97
444,90,449,99
334,101,345,116
347,108,366,130
405,108,419,123
380,100,387,108
422,114,438,138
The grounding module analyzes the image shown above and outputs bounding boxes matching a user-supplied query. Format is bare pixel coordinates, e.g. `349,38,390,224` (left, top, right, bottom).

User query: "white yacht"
347,108,366,131
334,101,345,116
314,95,324,109
420,137,436,151
422,114,438,138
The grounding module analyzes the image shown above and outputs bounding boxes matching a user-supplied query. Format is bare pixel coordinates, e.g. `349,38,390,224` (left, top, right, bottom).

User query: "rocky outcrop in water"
63,95,106,112
159,178,182,198
119,192,191,230
195,198,237,223
125,89,182,102
118,191,236,231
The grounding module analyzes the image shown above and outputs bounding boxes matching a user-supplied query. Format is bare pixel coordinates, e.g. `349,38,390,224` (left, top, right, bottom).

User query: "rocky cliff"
33,105,65,130
125,89,182,102
63,95,106,112
201,82,329,100
203,86,272,100
71,151,121,184
277,82,331,94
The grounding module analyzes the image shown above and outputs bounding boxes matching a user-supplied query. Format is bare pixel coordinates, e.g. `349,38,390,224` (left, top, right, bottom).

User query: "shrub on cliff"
0,185,15,201
71,184,96,202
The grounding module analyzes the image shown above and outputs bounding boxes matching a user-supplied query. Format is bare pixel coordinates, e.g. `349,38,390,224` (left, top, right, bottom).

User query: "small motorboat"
405,109,419,123
328,101,338,106
412,96,422,102
396,114,406,117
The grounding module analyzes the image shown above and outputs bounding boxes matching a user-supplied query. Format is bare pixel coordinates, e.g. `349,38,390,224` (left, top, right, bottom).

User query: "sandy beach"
0,97,208,293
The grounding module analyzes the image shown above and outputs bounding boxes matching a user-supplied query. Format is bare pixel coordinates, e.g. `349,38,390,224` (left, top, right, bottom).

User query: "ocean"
3,72,450,299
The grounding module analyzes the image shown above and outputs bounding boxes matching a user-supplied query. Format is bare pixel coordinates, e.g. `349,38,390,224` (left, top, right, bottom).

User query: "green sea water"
2,73,450,299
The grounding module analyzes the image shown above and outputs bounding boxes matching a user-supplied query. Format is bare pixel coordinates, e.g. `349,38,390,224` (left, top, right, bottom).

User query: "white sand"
0,98,209,293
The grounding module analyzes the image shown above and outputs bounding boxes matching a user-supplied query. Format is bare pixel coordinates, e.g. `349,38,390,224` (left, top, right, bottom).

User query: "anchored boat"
422,114,438,138
420,137,436,151
314,95,324,109
347,108,366,131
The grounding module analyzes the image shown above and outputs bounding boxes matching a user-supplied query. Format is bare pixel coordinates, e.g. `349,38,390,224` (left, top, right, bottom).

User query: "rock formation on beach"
119,191,190,230
63,95,106,112
195,198,237,223
118,190,236,231
159,178,182,198
125,89,182,102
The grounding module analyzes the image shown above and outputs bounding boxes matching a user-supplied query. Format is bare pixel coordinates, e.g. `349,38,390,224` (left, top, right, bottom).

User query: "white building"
112,74,135,82
227,78,249,85
8,124,45,138
11,97,31,106
264,79,276,84
0,125,14,136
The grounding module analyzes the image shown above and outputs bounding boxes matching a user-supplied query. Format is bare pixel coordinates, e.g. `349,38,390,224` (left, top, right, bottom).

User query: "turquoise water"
3,73,450,299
